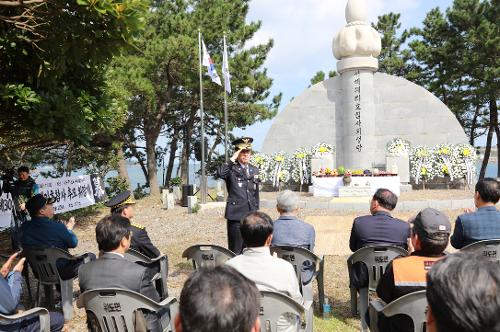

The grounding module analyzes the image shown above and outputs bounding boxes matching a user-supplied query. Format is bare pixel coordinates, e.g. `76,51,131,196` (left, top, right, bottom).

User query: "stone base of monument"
187,196,198,213
311,156,335,173
338,186,372,197
386,155,410,183
161,190,175,209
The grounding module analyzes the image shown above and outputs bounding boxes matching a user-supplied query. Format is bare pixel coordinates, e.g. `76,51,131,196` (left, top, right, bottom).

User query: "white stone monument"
262,0,468,168
333,0,380,170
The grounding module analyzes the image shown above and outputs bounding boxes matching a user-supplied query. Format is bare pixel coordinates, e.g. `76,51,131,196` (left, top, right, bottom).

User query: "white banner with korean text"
38,174,106,214
0,174,106,229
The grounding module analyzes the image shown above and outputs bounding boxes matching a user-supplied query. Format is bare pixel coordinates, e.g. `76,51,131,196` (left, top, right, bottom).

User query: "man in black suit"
349,188,410,288
78,215,163,331
217,137,260,254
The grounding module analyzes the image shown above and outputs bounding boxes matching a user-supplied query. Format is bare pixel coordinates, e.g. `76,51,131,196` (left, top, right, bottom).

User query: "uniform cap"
232,137,253,151
26,194,56,216
105,190,136,210
412,208,451,238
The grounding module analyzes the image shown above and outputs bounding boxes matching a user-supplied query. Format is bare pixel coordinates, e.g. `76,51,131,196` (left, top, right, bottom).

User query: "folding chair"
124,248,169,299
270,245,325,313
182,244,235,269
77,288,177,332
461,239,500,264
259,290,313,332
347,245,408,331
23,247,91,320
0,307,51,332
369,290,427,332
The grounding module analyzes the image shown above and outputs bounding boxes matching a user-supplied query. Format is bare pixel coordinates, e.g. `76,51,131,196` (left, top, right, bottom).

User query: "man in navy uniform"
106,190,161,259
217,137,260,254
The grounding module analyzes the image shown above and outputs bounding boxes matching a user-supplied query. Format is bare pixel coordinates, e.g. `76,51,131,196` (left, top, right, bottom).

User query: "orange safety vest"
393,255,443,287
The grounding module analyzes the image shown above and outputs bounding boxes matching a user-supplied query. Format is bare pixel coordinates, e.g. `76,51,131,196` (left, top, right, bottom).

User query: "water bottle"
322,298,332,320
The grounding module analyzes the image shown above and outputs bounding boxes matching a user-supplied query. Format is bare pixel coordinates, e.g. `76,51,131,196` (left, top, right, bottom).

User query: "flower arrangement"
386,138,411,156
311,143,335,158
410,145,434,184
291,147,311,185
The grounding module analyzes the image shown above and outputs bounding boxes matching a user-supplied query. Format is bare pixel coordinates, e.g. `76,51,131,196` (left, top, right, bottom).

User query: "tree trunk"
145,132,160,196
127,135,149,187
165,127,179,187
469,104,481,146
117,147,132,191
479,126,494,180
180,111,195,185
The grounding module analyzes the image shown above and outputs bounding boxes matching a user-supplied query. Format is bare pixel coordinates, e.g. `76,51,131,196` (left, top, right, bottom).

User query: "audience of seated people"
106,190,161,259
0,252,64,332
426,251,500,332
374,208,451,332
78,215,165,332
349,188,411,288
226,211,303,332
272,189,316,283
20,194,95,280
175,265,261,332
6,182,499,331
451,177,500,249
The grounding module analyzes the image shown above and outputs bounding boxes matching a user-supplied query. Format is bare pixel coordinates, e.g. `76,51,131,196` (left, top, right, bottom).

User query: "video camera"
0,167,16,195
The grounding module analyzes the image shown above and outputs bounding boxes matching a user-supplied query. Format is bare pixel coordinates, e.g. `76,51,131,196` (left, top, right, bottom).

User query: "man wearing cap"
374,208,451,332
20,194,95,279
217,137,260,254
106,190,161,259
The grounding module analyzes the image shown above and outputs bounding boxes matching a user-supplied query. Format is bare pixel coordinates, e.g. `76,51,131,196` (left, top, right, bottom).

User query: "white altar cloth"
312,176,401,197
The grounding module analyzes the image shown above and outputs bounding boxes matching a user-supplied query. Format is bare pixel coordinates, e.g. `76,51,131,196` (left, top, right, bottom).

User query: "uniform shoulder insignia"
131,222,145,230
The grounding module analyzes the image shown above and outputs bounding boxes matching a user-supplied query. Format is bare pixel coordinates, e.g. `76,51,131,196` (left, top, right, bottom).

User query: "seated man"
272,190,316,283
349,188,410,288
20,194,95,280
451,177,500,249
226,211,302,332
175,265,260,332
375,208,451,332
426,251,500,332
0,252,64,332
79,215,164,332
106,190,161,259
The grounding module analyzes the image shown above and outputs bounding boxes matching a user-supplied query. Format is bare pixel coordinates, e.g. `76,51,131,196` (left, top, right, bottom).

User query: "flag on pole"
201,39,222,86
222,36,231,94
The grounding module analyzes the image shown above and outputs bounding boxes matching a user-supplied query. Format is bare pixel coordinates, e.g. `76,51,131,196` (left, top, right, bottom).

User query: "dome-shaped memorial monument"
262,0,467,170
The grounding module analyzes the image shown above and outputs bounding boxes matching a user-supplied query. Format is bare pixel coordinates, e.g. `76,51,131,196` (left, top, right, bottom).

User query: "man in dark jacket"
451,178,500,249
79,215,165,331
375,208,451,332
0,252,64,331
349,188,410,288
20,194,95,280
217,137,259,254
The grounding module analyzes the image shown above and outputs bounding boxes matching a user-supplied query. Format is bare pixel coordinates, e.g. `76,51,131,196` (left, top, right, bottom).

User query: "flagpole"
223,33,229,162
198,30,207,204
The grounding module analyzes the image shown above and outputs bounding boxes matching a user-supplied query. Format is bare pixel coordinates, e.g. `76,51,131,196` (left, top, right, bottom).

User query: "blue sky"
232,0,473,150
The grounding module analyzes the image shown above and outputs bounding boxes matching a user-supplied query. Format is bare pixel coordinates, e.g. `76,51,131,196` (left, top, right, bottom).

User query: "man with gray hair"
272,190,316,284
272,190,315,251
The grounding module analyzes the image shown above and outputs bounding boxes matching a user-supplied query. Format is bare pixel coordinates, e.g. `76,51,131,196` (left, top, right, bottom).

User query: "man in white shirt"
226,211,302,332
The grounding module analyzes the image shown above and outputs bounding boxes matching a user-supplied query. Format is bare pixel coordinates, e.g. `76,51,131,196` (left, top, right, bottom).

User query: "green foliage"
371,12,412,76
169,177,182,187
106,176,130,197
0,0,149,154
310,71,326,86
